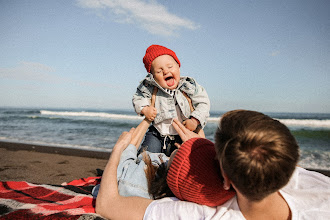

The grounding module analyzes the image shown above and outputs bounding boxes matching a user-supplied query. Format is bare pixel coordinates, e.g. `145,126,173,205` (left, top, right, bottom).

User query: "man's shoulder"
281,167,330,219
145,197,242,220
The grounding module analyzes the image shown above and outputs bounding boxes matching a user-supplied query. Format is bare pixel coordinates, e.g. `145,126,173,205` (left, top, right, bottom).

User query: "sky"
1,0,329,113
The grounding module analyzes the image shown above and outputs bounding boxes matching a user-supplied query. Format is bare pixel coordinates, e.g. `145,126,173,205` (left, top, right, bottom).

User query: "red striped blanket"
0,177,105,219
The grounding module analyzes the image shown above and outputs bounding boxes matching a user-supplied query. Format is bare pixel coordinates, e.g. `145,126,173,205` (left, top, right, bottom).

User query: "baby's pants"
138,125,182,157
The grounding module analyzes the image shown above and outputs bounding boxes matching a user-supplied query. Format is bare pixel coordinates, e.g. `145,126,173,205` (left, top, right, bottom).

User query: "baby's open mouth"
165,76,173,81
165,76,175,87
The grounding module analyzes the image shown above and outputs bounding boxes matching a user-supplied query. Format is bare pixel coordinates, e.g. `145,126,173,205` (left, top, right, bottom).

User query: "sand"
1,141,329,185
0,141,110,184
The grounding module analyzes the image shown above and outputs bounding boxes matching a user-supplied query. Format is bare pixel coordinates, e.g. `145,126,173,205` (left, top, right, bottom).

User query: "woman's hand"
113,128,135,152
172,118,201,142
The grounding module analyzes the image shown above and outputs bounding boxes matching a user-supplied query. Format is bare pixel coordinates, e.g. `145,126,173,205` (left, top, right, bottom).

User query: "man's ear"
220,165,231,190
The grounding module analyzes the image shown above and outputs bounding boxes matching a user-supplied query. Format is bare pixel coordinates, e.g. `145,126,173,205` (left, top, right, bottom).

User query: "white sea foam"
40,110,330,129
207,117,221,123
40,110,143,120
208,117,330,128
298,150,330,170
277,119,330,128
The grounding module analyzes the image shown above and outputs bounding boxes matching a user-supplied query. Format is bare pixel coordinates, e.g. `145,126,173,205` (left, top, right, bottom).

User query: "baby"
133,45,210,156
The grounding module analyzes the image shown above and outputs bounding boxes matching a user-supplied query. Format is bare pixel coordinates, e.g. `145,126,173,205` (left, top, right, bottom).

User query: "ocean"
0,107,329,171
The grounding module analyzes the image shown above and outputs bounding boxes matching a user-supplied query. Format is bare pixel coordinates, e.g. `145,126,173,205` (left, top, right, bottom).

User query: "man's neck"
237,191,291,220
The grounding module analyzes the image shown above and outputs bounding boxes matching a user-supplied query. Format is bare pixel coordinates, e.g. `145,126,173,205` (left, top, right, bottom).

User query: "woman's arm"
131,87,157,149
95,128,152,220
96,90,157,219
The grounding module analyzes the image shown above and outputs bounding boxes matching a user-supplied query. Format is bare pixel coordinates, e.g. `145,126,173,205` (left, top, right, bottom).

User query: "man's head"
143,45,181,90
215,110,299,201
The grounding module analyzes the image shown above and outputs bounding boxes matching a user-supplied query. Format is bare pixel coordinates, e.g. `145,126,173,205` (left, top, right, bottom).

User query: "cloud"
76,0,199,36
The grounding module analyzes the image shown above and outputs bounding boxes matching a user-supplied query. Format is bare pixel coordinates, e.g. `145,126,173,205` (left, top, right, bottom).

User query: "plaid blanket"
0,177,106,219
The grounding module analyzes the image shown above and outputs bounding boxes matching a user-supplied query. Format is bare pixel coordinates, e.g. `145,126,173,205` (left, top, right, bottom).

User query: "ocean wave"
1,109,41,115
278,119,330,128
208,117,330,128
40,110,143,120
40,110,330,129
0,137,112,153
299,150,330,170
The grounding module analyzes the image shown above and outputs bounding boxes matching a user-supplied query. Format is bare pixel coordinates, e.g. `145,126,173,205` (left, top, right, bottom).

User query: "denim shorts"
138,125,182,157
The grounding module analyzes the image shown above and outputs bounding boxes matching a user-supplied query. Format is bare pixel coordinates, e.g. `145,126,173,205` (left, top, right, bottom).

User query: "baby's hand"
141,106,157,121
183,118,199,131
172,119,201,142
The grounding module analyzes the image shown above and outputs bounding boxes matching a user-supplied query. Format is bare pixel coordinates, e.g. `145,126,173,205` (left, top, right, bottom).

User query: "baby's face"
150,55,180,90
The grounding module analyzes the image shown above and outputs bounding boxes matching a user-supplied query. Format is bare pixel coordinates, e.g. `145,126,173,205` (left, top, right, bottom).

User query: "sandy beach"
0,141,109,184
1,141,329,185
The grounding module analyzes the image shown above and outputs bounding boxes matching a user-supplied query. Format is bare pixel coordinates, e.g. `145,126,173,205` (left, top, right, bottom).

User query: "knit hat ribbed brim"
143,45,181,73
167,138,236,206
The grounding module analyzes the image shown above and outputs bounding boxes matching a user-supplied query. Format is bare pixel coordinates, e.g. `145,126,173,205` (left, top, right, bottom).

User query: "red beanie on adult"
143,45,181,73
167,138,236,206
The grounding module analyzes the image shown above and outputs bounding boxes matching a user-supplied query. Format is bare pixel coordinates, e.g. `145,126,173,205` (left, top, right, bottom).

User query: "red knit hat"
167,138,236,206
143,45,181,73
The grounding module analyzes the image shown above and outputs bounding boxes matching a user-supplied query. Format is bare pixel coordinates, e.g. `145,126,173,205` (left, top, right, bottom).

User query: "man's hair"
215,110,299,201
